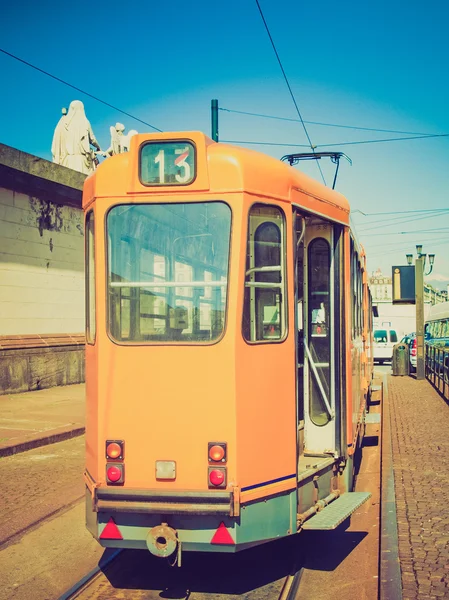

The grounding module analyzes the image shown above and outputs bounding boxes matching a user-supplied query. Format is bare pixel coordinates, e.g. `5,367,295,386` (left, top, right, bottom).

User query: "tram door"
295,210,337,456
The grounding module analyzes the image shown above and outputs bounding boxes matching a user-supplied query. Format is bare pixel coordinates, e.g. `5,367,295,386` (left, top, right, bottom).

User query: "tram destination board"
140,141,196,186
392,265,415,304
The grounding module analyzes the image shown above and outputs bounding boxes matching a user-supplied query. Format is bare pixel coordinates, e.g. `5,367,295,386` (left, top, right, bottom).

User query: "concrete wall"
0,143,87,394
0,187,84,334
0,340,85,395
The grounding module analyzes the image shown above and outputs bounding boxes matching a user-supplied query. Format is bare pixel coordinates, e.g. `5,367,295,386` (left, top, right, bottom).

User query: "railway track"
59,539,305,600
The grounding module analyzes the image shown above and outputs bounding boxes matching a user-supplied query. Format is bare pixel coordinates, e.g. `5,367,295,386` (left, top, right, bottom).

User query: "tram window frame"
242,203,287,344
85,210,96,345
106,201,231,345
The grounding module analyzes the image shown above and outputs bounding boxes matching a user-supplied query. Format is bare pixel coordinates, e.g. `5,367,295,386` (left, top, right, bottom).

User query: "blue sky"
2,0,448,288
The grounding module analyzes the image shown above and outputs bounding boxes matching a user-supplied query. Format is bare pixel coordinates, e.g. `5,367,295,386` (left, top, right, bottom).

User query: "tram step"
371,385,382,392
365,412,381,424
301,492,371,531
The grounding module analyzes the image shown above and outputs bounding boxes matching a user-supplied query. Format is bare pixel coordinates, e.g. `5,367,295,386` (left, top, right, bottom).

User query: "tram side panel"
234,195,297,543
345,232,368,491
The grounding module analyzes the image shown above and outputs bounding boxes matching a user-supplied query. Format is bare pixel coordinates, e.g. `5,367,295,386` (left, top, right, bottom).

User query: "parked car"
400,332,416,373
373,328,398,364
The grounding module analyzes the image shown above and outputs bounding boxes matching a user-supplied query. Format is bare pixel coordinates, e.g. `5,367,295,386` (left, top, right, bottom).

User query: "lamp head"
416,244,423,256
406,254,413,265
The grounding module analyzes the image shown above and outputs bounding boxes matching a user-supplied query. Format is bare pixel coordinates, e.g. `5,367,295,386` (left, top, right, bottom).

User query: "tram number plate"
140,141,195,185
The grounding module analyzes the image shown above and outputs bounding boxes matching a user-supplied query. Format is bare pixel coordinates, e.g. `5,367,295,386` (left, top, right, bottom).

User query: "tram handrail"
425,342,449,401
304,341,334,418
110,280,226,288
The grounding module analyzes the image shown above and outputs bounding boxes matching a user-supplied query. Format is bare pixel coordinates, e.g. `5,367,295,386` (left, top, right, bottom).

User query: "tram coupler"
146,522,180,564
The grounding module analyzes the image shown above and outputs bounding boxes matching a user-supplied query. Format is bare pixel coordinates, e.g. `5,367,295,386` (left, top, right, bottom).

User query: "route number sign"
140,142,195,185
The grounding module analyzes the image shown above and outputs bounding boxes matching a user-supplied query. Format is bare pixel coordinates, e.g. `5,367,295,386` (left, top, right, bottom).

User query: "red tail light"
208,442,227,463
208,467,226,488
106,440,124,460
411,339,417,356
106,463,124,484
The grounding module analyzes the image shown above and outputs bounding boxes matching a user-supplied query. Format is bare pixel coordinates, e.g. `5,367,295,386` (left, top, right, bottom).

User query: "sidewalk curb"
0,426,85,458
379,374,402,600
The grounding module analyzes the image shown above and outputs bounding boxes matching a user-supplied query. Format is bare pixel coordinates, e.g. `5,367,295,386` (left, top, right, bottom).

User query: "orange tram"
83,131,374,562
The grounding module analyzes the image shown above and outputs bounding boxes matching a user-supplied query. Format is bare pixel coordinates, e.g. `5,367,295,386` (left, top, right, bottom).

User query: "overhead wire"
319,133,449,148
368,238,449,258
223,139,310,148
222,133,449,150
0,47,163,132
219,106,437,136
356,211,449,230
358,212,449,233
363,227,449,237
366,237,444,250
253,0,326,185
352,208,449,216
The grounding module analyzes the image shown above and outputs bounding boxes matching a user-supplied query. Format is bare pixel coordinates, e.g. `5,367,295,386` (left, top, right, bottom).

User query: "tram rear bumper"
92,487,239,517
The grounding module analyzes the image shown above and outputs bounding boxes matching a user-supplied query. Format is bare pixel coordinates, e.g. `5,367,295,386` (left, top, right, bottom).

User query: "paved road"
388,375,449,599
0,436,103,600
0,436,85,547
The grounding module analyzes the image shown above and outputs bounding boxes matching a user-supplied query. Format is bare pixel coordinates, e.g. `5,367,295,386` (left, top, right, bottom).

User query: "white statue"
104,123,125,156
51,107,68,165
104,124,138,156
51,100,101,174
121,129,138,152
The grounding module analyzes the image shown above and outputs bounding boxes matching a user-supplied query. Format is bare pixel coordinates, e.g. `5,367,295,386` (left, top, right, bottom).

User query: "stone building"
369,268,392,303
368,268,448,338
0,143,86,394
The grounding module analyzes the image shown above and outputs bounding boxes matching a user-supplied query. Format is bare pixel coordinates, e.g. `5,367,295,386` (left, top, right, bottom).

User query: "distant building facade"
369,268,447,307
368,268,448,338
369,269,392,303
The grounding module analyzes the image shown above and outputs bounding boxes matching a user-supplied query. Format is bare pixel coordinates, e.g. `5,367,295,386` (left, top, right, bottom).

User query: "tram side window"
242,204,286,342
350,240,355,336
308,238,331,426
107,202,231,343
350,241,363,338
85,211,96,344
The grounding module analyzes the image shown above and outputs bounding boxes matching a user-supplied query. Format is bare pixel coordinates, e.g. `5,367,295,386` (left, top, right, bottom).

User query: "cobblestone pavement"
0,436,84,547
389,375,449,599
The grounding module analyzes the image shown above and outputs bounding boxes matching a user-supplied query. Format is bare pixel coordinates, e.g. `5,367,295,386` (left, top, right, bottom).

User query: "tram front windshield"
107,202,231,343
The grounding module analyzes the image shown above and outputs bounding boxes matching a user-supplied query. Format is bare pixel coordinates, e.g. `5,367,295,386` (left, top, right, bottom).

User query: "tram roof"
84,131,350,225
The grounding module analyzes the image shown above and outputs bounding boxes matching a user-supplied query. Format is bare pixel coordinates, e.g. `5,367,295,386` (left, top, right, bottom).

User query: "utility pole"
407,246,435,380
211,99,219,142
415,254,425,380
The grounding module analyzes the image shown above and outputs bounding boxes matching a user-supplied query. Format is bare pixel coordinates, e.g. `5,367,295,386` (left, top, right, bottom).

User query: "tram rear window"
107,202,231,343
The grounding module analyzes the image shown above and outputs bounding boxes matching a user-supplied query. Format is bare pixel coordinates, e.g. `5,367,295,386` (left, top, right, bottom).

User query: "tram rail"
59,551,304,600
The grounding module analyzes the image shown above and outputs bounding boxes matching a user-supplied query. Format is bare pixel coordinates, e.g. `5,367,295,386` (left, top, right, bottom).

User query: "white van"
373,328,398,364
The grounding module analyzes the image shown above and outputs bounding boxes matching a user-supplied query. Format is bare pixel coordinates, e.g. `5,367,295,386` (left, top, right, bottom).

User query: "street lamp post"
406,246,435,380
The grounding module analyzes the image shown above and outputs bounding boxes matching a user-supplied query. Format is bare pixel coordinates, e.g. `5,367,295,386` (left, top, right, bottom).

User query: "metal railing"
425,343,449,401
